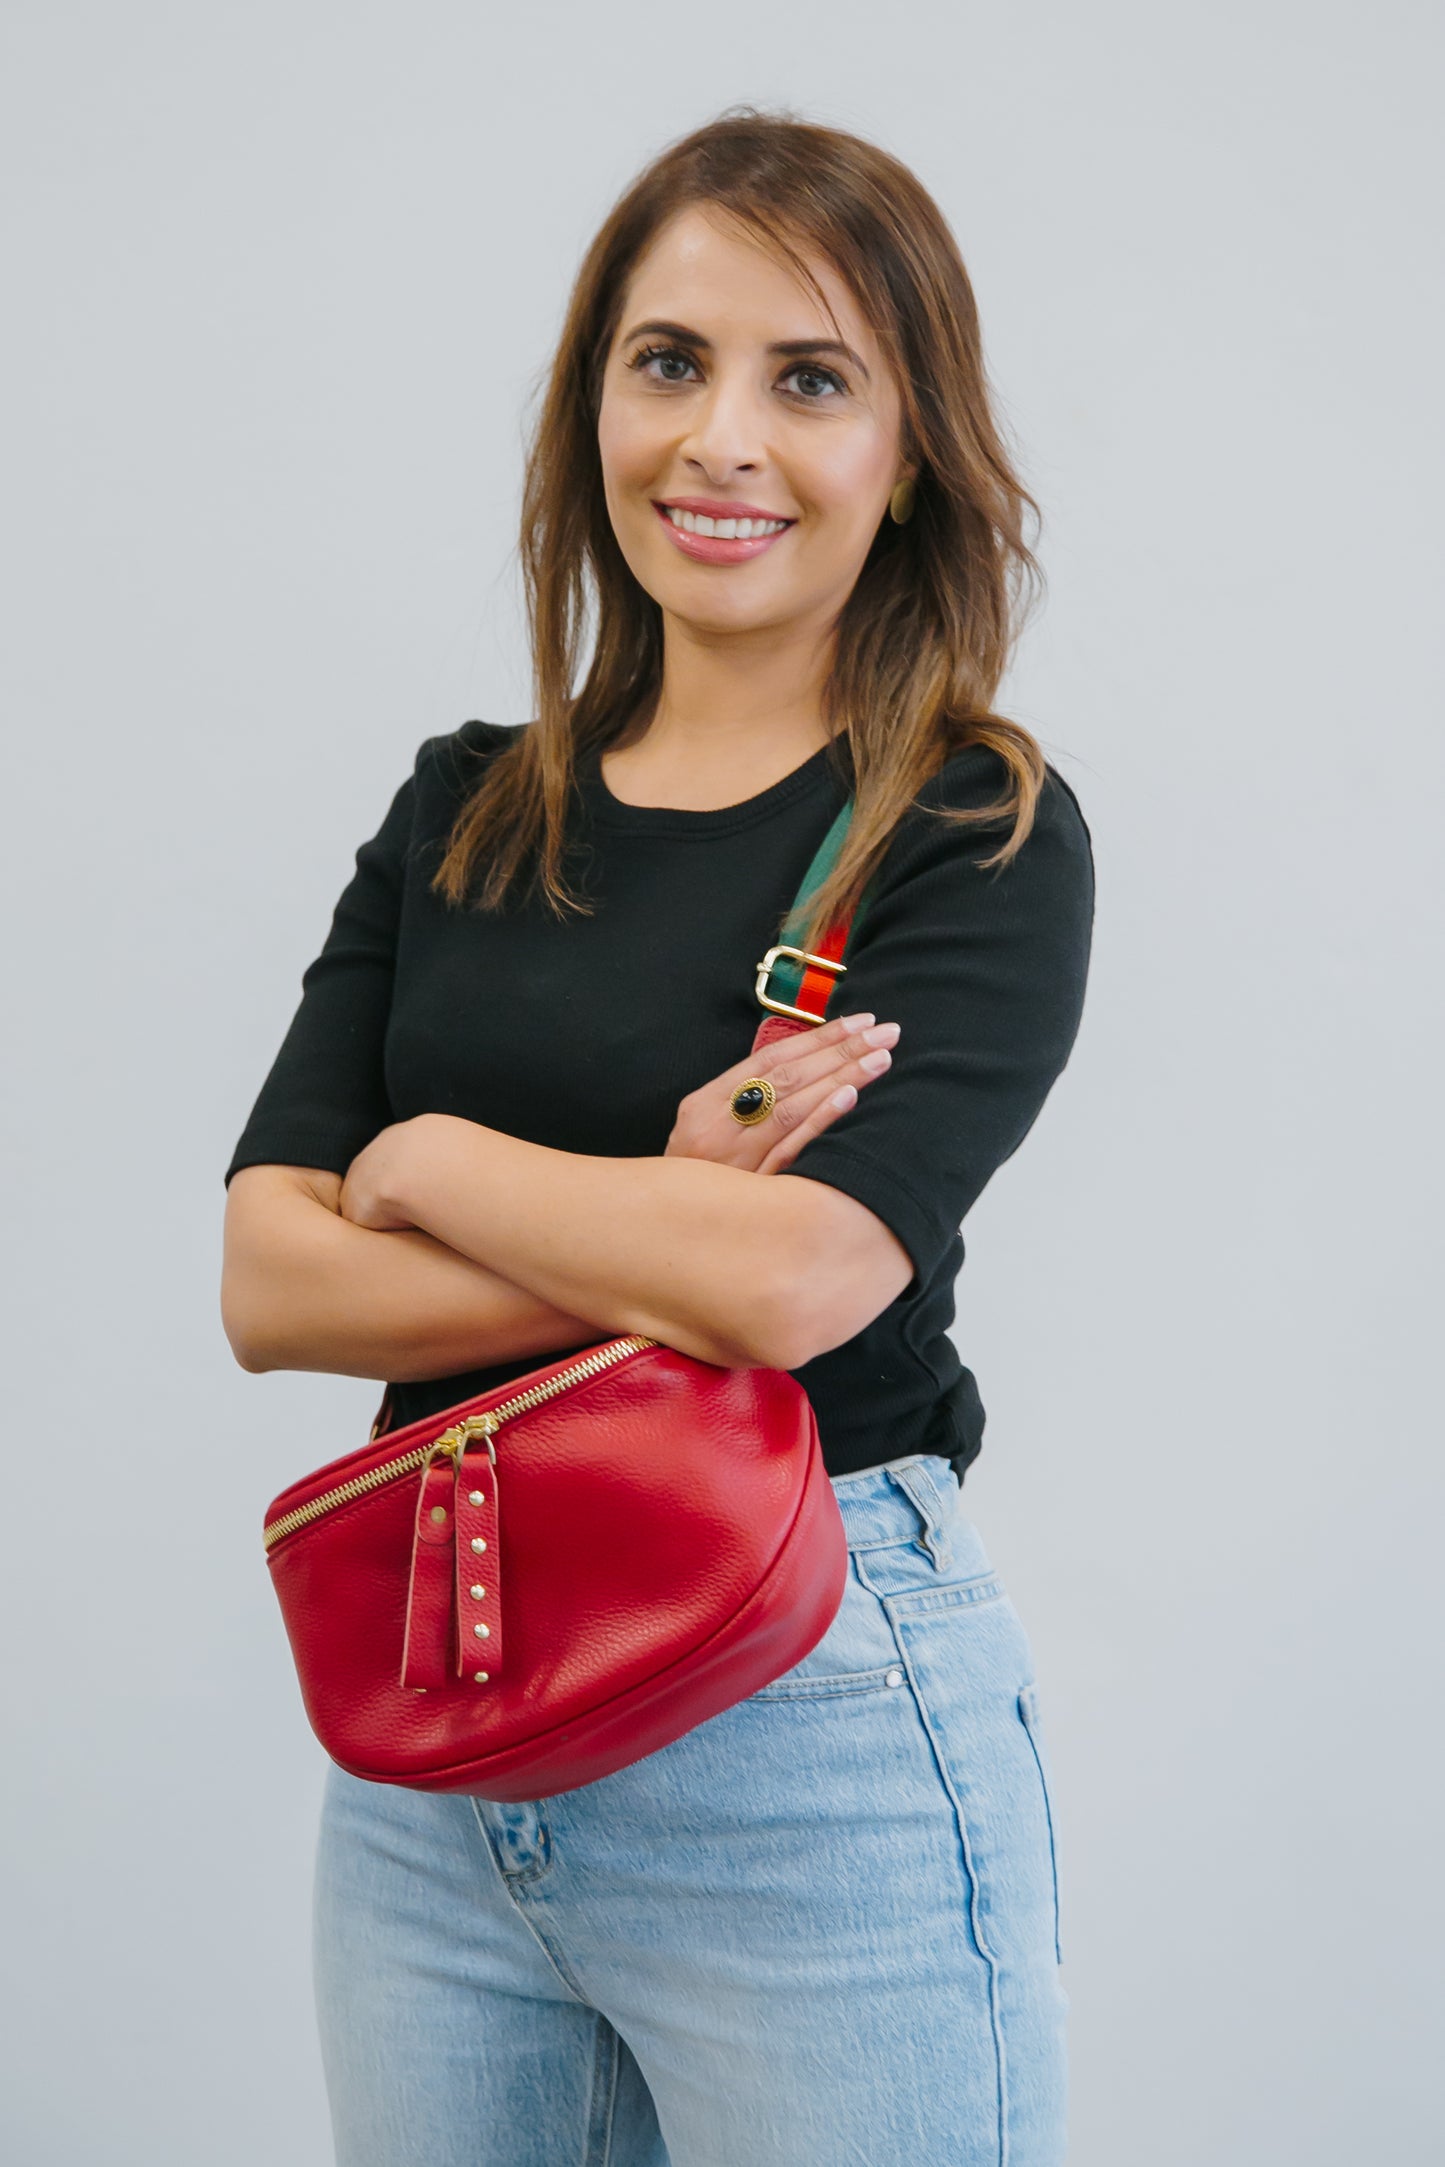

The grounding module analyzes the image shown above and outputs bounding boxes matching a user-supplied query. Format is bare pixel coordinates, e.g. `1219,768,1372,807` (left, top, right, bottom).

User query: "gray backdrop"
4,3,1440,2161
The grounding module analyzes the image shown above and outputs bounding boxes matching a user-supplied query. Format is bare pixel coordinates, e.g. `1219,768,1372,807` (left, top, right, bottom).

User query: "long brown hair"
433,107,1050,951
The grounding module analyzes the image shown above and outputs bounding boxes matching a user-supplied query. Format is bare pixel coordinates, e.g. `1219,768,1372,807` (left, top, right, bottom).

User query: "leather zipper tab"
455,1426,502,1686
400,1444,460,1691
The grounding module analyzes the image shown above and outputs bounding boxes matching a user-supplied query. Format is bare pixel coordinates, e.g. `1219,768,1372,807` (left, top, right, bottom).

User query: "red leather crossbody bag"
261,801,870,1800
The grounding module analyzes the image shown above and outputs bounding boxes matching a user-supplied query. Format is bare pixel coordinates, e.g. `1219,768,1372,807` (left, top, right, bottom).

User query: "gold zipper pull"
461,1411,500,1464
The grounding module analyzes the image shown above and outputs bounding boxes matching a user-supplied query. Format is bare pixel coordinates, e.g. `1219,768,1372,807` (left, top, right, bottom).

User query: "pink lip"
656,496,795,522
652,499,795,566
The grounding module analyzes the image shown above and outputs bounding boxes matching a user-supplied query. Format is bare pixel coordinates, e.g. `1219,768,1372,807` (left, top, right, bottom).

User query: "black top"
223,720,1095,1484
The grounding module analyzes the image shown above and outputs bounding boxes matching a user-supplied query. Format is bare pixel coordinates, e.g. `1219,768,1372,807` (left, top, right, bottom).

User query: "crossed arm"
221,1013,913,1380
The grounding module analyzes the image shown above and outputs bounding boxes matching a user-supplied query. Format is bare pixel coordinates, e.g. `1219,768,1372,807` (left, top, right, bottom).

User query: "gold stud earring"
888,475,916,525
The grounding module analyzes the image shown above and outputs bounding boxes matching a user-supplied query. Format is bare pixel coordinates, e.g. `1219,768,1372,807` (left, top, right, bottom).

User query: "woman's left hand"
338,1118,433,1231
665,1013,900,1176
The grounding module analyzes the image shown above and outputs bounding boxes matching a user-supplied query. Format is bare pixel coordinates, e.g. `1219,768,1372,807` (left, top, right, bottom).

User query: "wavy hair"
433,107,1050,950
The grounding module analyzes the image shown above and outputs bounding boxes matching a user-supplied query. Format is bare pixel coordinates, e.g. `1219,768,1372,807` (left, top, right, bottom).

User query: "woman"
222,110,1094,2167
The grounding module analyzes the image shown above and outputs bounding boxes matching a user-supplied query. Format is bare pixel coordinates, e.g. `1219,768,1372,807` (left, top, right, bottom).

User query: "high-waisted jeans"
312,1452,1069,2166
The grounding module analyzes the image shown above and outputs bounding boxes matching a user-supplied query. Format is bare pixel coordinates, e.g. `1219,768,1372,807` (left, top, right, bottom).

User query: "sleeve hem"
223,1132,370,1188
784,1140,952,1285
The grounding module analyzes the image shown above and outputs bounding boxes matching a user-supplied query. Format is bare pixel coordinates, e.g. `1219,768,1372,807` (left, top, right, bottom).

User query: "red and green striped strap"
758,798,869,1023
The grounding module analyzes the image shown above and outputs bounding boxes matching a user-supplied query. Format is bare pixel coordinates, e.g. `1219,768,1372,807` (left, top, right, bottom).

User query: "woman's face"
597,206,910,642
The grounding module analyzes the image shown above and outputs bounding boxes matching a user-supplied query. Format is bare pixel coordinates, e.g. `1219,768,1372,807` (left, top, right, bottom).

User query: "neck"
607,611,837,806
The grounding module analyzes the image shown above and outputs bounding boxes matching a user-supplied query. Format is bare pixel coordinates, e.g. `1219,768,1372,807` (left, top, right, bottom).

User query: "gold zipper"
262,1335,656,1553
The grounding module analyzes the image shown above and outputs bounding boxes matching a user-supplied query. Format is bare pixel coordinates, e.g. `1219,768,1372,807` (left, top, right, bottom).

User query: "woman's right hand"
664,1012,900,1177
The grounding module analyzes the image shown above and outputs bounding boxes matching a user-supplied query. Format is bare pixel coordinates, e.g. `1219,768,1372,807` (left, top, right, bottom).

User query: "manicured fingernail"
831,1086,858,1110
860,1048,892,1076
863,1021,900,1047
838,1012,875,1029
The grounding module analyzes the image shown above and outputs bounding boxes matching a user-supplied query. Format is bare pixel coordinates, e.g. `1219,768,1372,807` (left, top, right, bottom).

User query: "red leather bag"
261,801,864,1800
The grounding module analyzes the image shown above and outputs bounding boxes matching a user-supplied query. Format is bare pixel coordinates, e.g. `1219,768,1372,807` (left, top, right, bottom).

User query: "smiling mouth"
656,504,794,540
651,500,796,564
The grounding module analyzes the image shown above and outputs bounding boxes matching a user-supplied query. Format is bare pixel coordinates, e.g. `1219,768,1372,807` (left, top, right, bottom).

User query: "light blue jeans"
312,1453,1069,2166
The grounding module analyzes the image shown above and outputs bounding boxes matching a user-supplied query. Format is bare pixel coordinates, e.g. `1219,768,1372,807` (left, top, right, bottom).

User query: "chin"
664,587,795,636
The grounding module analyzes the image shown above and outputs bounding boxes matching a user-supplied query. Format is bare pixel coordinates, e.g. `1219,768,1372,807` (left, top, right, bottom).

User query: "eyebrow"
619,319,870,383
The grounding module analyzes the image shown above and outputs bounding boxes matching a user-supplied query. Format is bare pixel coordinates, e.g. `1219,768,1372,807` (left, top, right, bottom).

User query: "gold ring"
728,1077,776,1126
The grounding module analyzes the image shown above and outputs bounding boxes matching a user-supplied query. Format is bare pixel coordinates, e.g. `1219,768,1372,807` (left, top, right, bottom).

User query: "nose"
676,365,765,481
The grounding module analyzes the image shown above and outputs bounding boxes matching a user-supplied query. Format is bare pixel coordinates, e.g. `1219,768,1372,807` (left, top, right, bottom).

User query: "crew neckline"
579,735,851,836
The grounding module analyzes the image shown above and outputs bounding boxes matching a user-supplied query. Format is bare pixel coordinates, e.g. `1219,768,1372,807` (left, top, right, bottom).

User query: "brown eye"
782,363,847,401
630,344,698,383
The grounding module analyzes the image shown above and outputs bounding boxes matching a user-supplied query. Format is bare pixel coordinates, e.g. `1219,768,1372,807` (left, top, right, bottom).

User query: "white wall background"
3,3,1440,2161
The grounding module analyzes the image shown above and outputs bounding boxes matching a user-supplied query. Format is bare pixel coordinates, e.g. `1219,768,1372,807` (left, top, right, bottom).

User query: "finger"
709,1011,879,1097
770,1021,900,1102
749,1017,899,1102
709,1041,887,1174
768,1046,893,1139
716,1033,893,1165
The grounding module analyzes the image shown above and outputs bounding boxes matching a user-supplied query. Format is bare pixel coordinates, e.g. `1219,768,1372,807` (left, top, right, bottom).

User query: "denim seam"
849,1551,1000,1606
1017,1685,1065,1968
746,1661,908,1702
586,2011,621,2167
509,1895,596,2008
869,1600,1010,2164
467,1799,595,2005
847,1533,941,1556
887,1576,1004,1618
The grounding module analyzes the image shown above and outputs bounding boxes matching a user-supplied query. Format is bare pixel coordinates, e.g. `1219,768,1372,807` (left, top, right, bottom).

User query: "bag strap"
755,797,871,1026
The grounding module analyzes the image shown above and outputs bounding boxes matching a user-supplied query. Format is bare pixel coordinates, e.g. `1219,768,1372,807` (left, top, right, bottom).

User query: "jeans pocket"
745,1553,909,1700
1017,1680,1065,1966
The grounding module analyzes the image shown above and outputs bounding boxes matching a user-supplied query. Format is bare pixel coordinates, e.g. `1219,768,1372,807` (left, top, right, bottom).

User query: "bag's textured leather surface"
265,1342,849,1799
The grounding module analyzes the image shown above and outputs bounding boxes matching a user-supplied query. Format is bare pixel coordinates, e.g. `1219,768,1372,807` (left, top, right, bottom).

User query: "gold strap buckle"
754,943,848,1024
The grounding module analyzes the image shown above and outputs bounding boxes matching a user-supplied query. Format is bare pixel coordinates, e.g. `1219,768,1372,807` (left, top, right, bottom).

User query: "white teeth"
664,507,788,539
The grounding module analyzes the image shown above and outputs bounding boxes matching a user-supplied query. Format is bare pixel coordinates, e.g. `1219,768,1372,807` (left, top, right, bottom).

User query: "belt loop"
883,1460,954,1570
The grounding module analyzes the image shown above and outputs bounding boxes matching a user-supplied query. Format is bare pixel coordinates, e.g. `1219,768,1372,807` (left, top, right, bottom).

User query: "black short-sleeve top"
223,721,1095,1484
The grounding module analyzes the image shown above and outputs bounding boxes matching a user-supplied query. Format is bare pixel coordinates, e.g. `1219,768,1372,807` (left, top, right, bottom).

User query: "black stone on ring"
729,1077,776,1126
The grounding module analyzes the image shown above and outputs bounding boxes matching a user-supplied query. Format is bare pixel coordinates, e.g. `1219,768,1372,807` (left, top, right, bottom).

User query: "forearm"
221,1169,598,1379
393,1119,879,1371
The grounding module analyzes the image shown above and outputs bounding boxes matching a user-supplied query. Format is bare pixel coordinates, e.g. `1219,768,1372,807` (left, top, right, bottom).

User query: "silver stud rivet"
470,1537,487,1552
473,1671,489,1683
470,1584,486,1600
885,1667,905,1687
473,1621,490,1639
468,1490,486,1506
